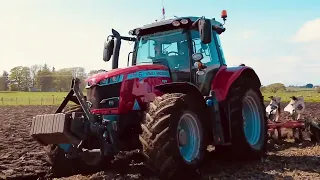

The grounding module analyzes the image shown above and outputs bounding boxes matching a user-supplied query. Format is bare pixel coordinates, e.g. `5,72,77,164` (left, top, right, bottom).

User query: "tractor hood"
85,64,169,87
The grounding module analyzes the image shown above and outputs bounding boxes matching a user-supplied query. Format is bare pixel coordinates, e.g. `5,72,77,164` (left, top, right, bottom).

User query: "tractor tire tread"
139,93,203,179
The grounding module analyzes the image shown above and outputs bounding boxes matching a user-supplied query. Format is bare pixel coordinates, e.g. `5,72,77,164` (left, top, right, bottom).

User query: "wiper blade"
134,60,161,65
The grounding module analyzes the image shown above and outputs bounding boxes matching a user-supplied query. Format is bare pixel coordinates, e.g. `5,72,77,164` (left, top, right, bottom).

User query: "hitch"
30,78,96,146
56,78,93,122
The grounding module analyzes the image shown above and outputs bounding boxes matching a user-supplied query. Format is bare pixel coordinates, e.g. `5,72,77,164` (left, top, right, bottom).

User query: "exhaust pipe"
111,29,121,69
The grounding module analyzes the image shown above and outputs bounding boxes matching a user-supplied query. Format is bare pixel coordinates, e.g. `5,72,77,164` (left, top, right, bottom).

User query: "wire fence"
1,95,320,106
0,96,66,105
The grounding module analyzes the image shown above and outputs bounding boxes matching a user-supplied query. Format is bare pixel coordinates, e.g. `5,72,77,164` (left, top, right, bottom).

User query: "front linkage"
30,78,118,165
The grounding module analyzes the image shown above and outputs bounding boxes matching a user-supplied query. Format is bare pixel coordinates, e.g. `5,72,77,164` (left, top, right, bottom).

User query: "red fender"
211,65,261,101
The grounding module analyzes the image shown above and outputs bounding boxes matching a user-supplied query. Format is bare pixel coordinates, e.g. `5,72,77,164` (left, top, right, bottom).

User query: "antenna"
162,0,165,20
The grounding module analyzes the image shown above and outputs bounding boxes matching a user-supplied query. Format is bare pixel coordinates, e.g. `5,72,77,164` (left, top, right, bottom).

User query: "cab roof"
130,16,225,36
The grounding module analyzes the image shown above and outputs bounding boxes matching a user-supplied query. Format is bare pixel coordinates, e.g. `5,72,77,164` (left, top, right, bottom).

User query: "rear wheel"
215,78,268,160
139,93,207,179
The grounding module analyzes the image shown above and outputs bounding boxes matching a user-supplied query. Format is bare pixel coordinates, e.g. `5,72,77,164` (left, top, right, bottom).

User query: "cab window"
190,30,221,67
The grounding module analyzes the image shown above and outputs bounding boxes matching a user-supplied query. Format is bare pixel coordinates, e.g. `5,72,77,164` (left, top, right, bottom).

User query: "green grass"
262,90,320,102
0,91,68,105
0,88,319,106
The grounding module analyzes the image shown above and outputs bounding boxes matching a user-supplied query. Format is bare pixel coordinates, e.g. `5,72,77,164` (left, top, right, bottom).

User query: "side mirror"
198,19,212,44
103,39,114,62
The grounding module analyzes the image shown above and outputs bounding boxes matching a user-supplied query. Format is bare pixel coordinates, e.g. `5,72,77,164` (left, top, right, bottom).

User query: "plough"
266,96,320,143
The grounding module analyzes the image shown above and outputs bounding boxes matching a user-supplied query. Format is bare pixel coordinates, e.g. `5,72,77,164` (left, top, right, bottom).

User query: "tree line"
1,65,319,93
261,83,320,93
0,64,101,92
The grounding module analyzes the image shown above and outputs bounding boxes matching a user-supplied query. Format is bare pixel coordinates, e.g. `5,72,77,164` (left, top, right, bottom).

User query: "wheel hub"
178,129,187,146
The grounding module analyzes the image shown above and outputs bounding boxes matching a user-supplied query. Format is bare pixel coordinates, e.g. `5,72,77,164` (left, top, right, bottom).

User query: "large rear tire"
215,78,268,160
139,93,208,179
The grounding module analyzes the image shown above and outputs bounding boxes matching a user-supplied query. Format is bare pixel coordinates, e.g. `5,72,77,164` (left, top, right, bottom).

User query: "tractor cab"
103,14,228,95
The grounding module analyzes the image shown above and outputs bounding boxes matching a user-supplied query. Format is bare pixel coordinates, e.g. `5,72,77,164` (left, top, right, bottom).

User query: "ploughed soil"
0,102,319,180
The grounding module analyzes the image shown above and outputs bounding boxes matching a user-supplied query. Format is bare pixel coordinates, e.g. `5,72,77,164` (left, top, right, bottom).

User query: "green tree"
52,67,87,92
305,83,313,88
88,70,99,76
264,83,286,93
0,76,5,91
70,67,86,80
9,66,31,91
0,71,9,91
36,64,54,91
21,67,32,91
30,64,40,88
53,68,73,92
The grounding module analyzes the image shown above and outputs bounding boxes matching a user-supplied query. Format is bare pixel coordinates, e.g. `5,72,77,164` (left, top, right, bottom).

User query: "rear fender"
211,66,261,101
154,82,206,107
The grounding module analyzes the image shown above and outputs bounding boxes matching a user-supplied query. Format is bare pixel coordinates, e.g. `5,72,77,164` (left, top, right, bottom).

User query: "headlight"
180,19,188,24
172,20,180,27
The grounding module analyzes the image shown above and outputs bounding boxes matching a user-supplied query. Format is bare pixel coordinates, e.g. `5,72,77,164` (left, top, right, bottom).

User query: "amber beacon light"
221,10,227,19
221,10,227,25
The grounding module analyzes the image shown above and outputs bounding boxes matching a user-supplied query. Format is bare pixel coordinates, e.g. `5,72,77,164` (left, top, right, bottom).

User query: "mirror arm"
107,35,114,41
190,16,205,29
213,25,226,34
127,51,133,66
121,36,136,41
111,29,121,69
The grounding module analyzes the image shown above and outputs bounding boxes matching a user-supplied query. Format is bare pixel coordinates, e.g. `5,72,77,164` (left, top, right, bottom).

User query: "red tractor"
30,11,268,179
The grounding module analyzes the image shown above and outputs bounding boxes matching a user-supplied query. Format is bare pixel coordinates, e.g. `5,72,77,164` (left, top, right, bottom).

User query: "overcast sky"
0,0,319,86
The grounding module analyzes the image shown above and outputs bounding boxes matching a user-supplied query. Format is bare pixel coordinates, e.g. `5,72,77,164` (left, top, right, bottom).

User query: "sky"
0,0,319,86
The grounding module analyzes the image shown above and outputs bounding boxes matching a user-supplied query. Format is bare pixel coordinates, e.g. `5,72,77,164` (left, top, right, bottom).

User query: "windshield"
135,29,189,72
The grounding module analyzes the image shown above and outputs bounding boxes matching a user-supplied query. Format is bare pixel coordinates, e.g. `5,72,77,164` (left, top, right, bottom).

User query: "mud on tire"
215,77,268,161
139,93,208,179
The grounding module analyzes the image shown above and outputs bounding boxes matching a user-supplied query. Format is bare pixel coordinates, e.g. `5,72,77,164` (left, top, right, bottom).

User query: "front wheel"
45,144,111,177
45,109,110,177
139,93,207,179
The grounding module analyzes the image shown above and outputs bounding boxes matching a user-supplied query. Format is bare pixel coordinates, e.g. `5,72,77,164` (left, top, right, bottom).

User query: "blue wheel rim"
59,144,71,152
242,95,262,149
177,112,202,163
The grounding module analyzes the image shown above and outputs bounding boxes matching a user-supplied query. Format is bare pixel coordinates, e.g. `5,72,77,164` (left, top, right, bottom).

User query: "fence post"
52,96,55,105
16,97,18,104
1,97,3,105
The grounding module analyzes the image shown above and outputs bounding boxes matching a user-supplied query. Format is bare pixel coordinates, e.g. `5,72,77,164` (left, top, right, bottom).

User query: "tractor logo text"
127,70,170,80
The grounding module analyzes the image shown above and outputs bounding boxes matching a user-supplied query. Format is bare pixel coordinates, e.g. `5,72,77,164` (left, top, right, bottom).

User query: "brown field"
0,103,320,180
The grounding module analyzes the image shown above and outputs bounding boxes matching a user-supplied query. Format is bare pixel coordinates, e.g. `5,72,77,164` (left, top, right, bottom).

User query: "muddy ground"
0,102,319,180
